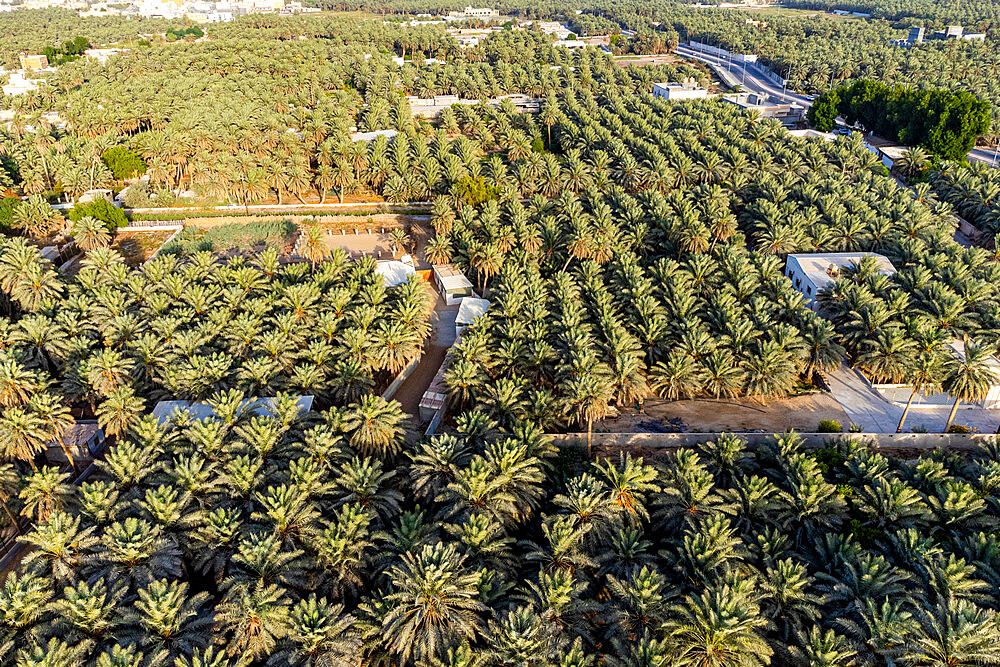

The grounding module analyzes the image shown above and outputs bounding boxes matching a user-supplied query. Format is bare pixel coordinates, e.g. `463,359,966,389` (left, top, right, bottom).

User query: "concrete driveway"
825,362,1000,433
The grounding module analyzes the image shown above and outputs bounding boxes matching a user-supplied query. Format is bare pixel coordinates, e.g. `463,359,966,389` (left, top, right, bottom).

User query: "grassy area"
112,230,174,267
160,220,297,256
131,206,430,222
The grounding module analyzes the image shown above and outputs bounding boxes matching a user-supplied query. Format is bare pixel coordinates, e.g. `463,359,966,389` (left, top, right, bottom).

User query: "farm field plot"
596,393,852,433
111,229,173,266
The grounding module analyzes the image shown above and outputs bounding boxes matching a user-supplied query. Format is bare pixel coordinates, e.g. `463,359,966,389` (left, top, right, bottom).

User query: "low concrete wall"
547,431,992,451
382,355,422,401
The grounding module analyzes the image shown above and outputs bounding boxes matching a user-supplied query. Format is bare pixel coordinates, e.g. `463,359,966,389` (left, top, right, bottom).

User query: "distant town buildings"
448,5,496,18
652,80,708,101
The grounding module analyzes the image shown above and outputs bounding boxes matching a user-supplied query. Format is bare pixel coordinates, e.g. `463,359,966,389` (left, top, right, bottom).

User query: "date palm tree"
382,542,485,665
69,216,111,252
941,339,998,432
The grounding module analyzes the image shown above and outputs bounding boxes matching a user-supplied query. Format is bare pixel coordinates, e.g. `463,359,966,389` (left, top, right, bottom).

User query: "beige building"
18,53,49,71
722,92,806,127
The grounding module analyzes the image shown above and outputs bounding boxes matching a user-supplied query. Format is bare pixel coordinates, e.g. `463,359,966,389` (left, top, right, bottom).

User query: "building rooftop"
789,252,896,291
434,264,474,291
456,297,490,326
376,260,416,287
55,422,103,449
152,396,314,424
788,129,837,142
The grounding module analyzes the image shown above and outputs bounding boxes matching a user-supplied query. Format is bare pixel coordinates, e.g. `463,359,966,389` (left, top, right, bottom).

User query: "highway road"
675,43,997,168
969,146,999,168
674,44,812,106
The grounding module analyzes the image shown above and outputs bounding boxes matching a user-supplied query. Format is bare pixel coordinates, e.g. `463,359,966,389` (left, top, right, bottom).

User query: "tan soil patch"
596,393,852,434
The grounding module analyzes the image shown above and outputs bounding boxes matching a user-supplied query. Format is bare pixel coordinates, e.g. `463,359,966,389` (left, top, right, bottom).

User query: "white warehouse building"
652,81,708,101
785,252,896,311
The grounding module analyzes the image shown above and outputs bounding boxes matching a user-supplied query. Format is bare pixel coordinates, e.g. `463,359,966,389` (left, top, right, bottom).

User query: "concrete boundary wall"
547,431,994,451
382,355,422,401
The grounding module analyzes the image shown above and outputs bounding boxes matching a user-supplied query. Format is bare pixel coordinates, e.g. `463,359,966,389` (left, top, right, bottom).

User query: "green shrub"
101,146,147,180
817,419,843,433
531,138,545,153
0,196,19,230
69,198,128,231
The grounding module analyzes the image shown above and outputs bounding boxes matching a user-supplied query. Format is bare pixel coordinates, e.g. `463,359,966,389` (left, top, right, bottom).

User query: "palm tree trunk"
338,190,344,204
943,396,961,432
56,434,76,472
0,500,20,535
896,386,917,433
587,417,593,459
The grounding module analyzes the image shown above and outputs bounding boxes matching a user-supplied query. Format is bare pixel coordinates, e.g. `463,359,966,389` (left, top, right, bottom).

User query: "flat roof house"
786,252,896,311
433,264,475,305
152,396,314,424
45,422,106,467
722,92,806,127
652,81,708,101
376,259,416,287
18,53,49,70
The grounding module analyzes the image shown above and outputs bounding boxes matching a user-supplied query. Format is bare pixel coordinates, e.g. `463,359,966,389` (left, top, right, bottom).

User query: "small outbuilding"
45,422,106,467
376,260,417,287
433,264,475,305
152,396,314,425
786,252,896,311
455,297,490,338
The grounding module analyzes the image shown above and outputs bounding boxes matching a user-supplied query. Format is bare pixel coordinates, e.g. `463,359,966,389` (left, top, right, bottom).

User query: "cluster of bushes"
68,198,129,231
808,79,992,161
166,25,204,41
39,35,90,65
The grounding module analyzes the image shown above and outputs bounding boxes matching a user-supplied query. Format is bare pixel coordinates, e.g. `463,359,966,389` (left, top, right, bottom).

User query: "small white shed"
455,297,490,338
376,260,416,287
433,264,475,305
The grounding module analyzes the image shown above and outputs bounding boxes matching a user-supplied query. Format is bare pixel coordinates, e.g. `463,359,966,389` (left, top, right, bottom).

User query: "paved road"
675,44,996,169
825,362,1000,433
675,44,812,106
969,146,999,168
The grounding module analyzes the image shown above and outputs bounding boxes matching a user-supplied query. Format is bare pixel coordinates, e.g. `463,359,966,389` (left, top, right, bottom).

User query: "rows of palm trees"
5,408,1000,665
425,83,1000,434
0,234,431,525
928,161,1000,246
3,25,701,212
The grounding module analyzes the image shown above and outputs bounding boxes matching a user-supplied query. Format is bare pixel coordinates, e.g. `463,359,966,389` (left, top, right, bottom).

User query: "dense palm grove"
5,419,1000,665
1,22,702,211
929,161,1000,243
4,3,1000,666
0,235,431,526
427,87,1000,432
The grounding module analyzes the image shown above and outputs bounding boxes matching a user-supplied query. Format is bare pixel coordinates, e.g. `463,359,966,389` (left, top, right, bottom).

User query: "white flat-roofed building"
433,264,475,305
2,71,40,96
722,92,806,127
350,129,399,143
786,252,896,311
152,396,314,424
455,297,490,338
788,128,837,142
652,81,708,101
